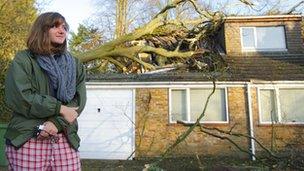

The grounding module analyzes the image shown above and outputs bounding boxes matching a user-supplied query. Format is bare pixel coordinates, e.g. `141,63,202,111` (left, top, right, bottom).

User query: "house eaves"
225,15,302,23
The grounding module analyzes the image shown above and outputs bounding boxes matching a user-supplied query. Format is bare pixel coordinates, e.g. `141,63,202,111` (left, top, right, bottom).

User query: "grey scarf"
37,52,76,103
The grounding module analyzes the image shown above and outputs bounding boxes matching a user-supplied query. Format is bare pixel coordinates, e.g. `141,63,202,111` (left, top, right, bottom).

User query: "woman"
4,12,86,170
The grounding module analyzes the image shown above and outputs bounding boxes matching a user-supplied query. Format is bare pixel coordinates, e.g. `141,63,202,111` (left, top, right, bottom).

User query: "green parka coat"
4,50,86,150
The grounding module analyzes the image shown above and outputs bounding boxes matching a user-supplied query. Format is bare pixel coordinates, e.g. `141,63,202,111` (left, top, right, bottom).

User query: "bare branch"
139,45,208,58
239,0,254,7
285,0,304,14
154,0,186,19
187,0,213,19
200,126,279,159
153,80,217,164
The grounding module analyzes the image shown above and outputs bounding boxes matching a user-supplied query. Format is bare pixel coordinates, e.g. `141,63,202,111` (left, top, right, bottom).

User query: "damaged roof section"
87,15,304,83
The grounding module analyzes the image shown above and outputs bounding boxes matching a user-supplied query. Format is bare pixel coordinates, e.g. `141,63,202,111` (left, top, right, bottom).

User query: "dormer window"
240,26,287,52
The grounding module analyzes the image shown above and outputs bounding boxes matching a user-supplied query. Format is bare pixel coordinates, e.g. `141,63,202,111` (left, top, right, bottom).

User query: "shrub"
0,57,12,123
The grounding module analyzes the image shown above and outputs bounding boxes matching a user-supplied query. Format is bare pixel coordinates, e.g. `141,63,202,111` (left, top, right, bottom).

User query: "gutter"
225,14,302,23
246,82,256,161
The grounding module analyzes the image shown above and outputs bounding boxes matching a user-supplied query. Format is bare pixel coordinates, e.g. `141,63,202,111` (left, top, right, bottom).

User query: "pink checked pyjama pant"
5,133,81,171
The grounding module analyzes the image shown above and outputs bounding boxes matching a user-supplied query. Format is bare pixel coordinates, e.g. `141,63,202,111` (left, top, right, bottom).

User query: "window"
171,89,187,121
170,88,228,123
279,89,304,122
259,88,304,124
241,27,255,48
241,26,286,51
259,89,278,122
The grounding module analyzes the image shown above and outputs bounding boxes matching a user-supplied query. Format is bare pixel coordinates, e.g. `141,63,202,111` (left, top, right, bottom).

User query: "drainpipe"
246,82,256,161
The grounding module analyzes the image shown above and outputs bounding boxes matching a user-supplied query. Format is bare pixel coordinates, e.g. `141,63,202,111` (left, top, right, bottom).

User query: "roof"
86,54,304,83
226,54,304,81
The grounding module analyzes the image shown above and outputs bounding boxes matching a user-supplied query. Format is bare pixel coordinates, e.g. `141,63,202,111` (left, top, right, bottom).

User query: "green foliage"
69,24,104,54
0,0,37,122
0,0,37,59
69,24,109,73
0,58,12,123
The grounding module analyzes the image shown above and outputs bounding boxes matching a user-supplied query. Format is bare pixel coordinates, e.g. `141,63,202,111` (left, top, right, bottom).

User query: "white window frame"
240,26,287,52
169,87,229,124
258,87,304,124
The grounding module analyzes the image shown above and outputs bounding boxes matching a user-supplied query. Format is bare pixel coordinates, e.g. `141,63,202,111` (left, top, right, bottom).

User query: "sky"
39,0,94,33
38,0,303,34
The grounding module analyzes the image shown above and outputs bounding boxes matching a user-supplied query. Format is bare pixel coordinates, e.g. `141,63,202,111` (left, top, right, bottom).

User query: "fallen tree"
77,0,226,73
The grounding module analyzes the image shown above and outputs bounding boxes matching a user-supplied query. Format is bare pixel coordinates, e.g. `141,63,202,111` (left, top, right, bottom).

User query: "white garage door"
78,88,135,159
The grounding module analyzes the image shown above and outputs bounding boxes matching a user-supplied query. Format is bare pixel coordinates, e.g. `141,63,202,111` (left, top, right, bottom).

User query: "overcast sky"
38,0,304,34
38,0,94,33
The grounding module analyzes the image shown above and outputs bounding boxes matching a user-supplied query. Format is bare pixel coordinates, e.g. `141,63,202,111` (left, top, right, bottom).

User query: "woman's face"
48,23,67,44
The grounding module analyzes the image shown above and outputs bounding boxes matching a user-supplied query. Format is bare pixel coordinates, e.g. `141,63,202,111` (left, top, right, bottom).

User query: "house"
77,15,304,160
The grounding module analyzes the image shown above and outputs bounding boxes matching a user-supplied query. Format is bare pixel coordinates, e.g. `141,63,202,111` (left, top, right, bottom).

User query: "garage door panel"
86,89,131,95
80,109,133,120
83,105,132,114
79,126,133,136
80,151,132,160
81,136,133,147
78,89,134,160
79,115,133,123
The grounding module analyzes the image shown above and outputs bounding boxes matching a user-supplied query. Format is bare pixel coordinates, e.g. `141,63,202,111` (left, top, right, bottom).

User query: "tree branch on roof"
76,0,224,73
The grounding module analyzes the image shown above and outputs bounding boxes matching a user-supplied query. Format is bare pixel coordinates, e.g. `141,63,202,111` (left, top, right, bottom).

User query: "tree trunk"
115,0,128,38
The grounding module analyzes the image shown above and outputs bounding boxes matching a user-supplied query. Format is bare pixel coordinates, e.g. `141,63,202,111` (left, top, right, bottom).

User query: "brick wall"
135,86,304,158
135,87,250,158
224,16,304,56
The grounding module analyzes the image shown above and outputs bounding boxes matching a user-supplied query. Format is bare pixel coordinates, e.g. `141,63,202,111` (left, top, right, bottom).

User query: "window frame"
258,87,304,124
169,87,229,124
240,26,287,52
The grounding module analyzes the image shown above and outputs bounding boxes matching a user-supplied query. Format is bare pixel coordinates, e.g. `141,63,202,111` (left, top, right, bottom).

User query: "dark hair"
27,12,69,55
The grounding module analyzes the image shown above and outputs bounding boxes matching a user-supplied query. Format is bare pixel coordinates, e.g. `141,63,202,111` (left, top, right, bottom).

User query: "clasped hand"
37,105,78,140
60,105,79,124
37,121,58,140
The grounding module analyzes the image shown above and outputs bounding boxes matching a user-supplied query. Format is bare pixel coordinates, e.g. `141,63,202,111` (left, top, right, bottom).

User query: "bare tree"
115,0,128,38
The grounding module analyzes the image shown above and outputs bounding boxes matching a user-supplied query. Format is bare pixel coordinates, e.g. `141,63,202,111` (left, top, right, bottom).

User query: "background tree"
115,0,128,38
0,0,38,122
69,24,104,54
0,0,37,59
69,24,107,73
91,0,167,40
